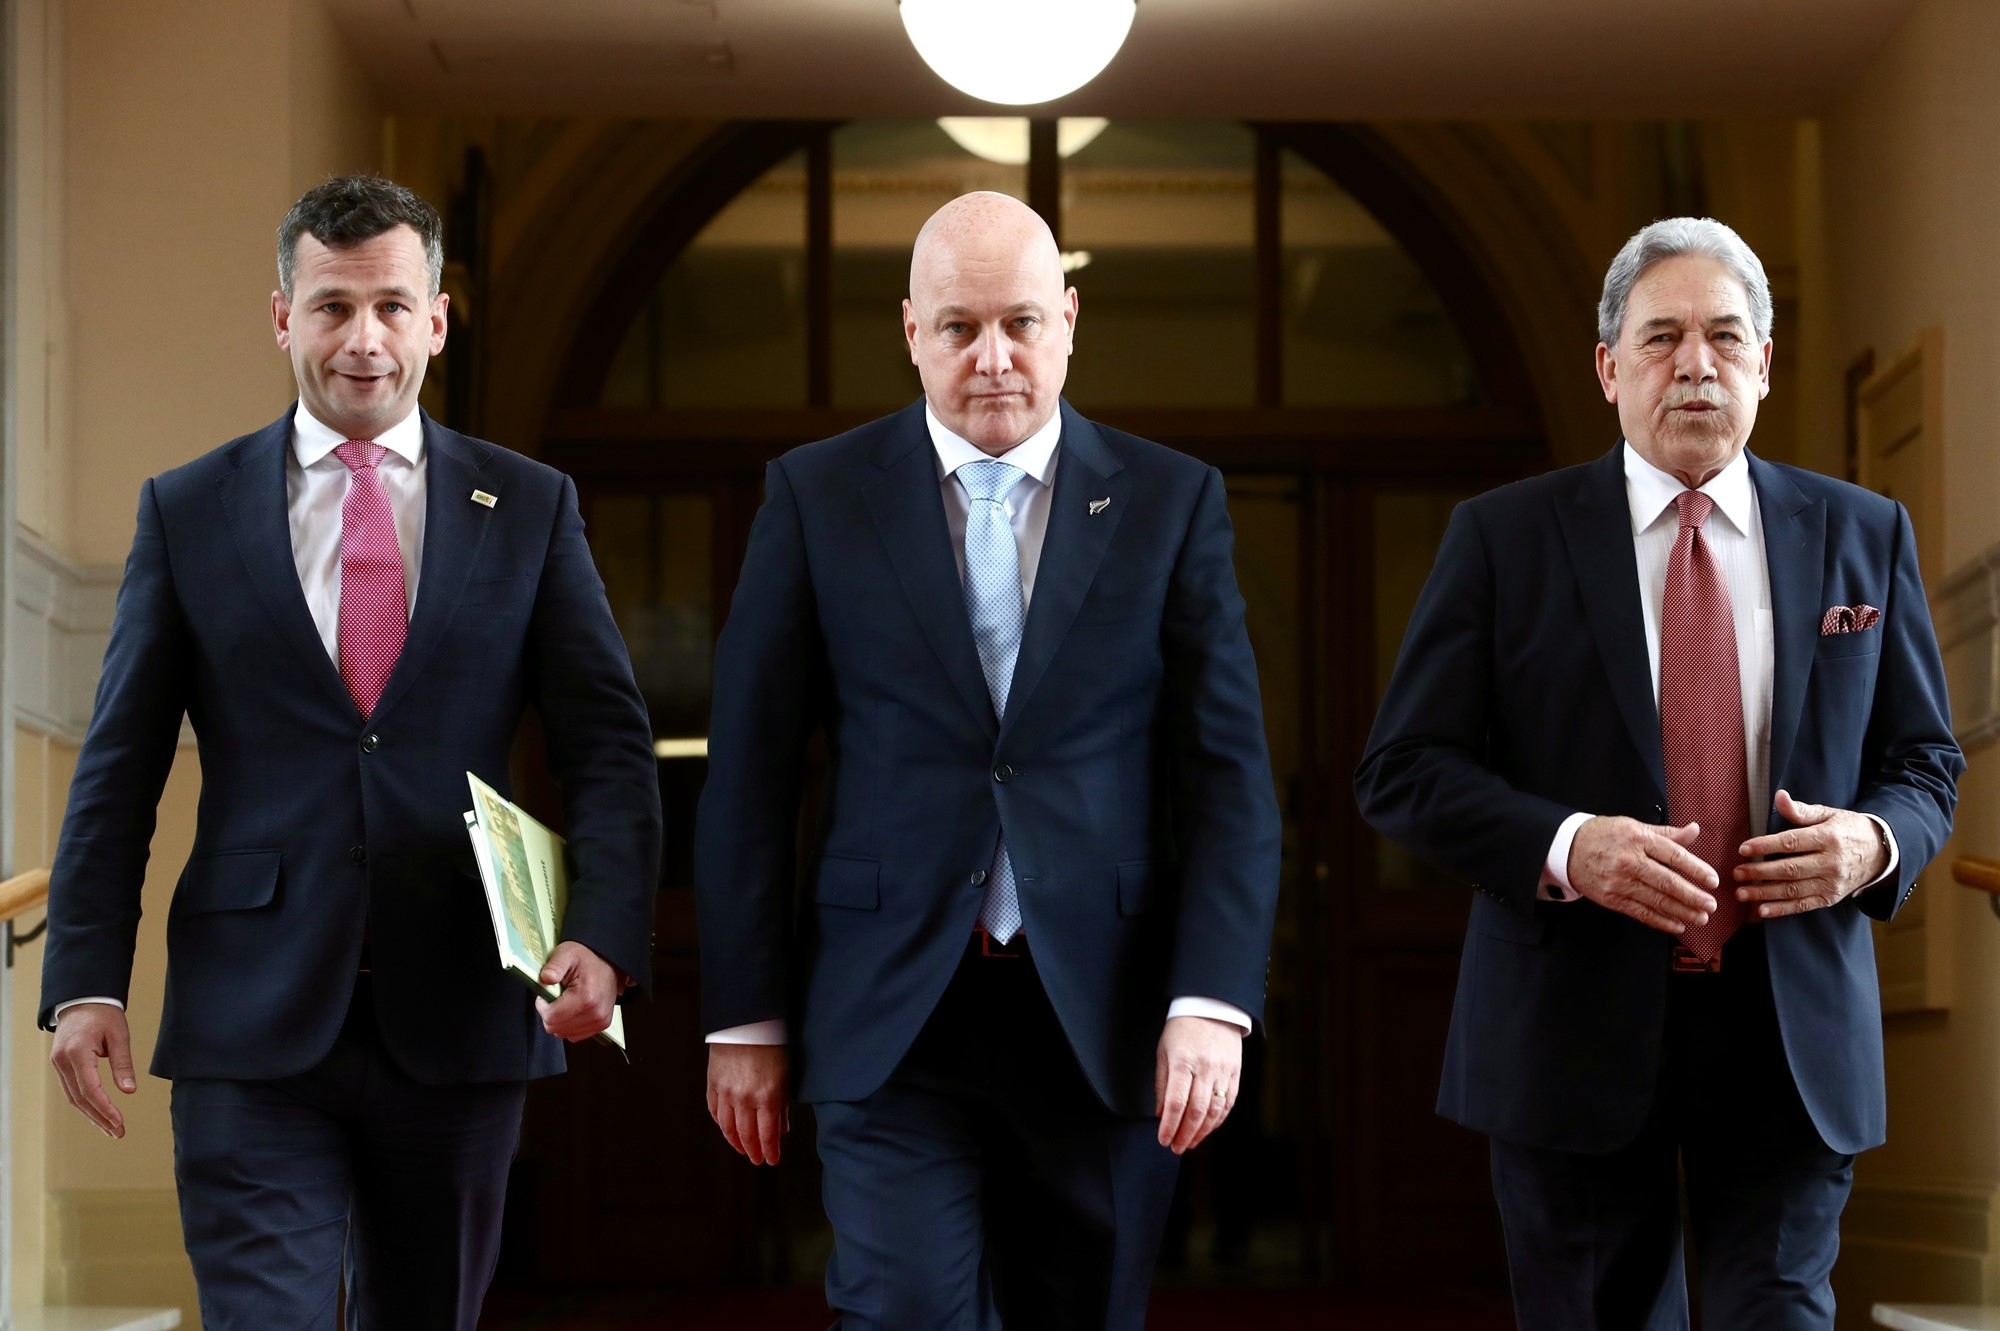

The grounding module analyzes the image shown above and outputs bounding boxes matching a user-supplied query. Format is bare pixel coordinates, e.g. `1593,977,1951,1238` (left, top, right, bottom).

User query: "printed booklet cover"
464,772,627,1051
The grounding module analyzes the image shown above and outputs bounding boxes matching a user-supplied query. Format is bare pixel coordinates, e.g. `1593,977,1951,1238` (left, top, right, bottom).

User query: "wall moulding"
12,533,120,748
43,1187,194,1312
1935,540,2000,754
1838,1179,2000,1308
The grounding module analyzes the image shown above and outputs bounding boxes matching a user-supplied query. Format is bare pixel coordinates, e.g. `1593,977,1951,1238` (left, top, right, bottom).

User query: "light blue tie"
958,460,1027,942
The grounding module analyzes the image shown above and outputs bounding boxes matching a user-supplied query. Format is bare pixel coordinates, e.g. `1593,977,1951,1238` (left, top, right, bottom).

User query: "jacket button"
349,846,367,865
361,734,381,753
970,869,987,886
993,764,1014,783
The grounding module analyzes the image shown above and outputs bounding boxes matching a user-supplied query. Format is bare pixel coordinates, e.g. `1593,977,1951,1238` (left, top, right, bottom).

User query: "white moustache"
1662,383,1731,410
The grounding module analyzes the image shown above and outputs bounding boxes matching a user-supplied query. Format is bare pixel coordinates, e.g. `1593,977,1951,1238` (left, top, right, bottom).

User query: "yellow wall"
10,0,382,1319
9,0,1999,1322
1814,0,2000,1318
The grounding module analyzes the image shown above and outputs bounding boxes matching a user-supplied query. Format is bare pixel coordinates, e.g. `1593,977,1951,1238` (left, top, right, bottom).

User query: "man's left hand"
1154,1015,1243,1155
1734,789,1890,919
535,941,620,1042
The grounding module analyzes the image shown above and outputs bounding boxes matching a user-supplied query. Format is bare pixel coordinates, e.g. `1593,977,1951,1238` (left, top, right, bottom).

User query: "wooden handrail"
0,867,51,923
1952,857,2000,895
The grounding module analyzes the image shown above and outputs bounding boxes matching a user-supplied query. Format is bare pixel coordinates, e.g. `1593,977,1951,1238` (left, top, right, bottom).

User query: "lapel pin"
470,490,498,509
1088,497,1111,516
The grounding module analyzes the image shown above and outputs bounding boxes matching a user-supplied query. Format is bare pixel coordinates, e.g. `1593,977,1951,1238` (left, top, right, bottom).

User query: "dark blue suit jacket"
695,400,1282,1116
1355,445,1961,1156
39,409,661,1086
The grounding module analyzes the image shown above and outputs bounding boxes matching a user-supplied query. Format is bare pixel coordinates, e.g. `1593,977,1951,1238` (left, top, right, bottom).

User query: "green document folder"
464,772,627,1051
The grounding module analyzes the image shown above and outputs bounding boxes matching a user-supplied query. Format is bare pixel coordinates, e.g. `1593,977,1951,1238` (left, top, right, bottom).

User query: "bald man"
695,193,1281,1329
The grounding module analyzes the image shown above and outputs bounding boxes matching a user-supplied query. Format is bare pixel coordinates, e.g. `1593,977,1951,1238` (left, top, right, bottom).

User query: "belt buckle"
976,928,1025,959
1672,945,1721,974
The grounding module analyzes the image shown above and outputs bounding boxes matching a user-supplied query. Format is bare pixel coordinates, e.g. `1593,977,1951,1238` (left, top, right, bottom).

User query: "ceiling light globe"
901,0,1138,107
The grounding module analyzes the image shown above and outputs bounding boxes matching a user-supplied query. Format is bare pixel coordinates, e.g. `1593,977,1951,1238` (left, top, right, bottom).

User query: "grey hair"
1597,217,1772,348
277,175,445,300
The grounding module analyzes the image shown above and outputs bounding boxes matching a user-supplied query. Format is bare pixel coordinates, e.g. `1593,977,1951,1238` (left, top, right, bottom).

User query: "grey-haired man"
1357,217,1961,1328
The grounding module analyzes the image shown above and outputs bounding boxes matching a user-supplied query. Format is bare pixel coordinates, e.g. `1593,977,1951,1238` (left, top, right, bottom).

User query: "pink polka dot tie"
334,441,407,719
1660,490,1750,965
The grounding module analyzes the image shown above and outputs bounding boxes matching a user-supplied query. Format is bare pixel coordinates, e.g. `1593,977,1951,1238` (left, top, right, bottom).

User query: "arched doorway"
499,117,1550,1301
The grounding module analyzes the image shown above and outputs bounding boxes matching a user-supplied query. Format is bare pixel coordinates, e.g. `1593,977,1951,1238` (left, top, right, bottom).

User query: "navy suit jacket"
1355,445,1961,1156
695,400,1283,1116
39,409,661,1086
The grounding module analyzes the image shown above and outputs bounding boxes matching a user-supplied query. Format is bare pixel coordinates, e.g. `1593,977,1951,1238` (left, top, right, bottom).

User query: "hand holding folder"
464,772,628,1051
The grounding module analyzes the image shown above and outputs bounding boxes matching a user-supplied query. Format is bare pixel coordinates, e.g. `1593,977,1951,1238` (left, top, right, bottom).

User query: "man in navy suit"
696,191,1282,1329
1356,218,1962,1329
39,176,660,1330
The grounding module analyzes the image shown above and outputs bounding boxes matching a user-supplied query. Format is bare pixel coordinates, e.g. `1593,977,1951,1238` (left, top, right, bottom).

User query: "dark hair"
277,175,445,300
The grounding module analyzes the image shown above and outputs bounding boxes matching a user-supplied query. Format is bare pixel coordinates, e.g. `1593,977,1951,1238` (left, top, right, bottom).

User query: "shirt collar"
926,401,1062,488
1622,441,1753,538
292,402,425,470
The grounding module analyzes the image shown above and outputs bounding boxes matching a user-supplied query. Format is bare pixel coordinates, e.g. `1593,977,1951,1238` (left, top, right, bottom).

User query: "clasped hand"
1569,790,1888,935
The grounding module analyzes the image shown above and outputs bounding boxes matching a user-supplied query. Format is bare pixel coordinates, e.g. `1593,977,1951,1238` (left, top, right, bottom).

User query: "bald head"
909,192,1065,302
902,192,1079,457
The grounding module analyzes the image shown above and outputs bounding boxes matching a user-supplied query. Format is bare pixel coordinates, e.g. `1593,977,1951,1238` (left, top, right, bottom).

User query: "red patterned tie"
1661,490,1750,965
334,441,407,718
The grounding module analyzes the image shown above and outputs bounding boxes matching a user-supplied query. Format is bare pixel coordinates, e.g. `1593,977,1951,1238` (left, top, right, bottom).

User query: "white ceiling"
329,0,1922,120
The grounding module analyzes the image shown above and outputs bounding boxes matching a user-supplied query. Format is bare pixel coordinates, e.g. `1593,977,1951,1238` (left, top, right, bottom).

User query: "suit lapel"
1002,403,1127,735
1751,453,1824,825
862,403,1000,739
1555,445,1667,804
218,409,358,718
370,417,499,722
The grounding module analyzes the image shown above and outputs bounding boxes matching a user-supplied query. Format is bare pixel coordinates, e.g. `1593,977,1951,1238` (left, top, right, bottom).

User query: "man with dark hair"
1357,217,1962,1328
40,174,660,1331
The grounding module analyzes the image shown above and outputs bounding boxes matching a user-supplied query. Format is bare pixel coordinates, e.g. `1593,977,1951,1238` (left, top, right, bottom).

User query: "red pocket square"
1820,604,1882,635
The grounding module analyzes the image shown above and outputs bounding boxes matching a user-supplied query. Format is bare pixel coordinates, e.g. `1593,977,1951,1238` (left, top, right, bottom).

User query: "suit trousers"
814,937,1181,1331
1488,927,1855,1331
169,975,526,1331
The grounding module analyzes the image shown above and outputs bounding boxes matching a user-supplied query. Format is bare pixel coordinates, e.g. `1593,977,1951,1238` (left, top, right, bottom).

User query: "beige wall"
1814,0,2000,1319
9,0,382,1320
9,0,1999,1322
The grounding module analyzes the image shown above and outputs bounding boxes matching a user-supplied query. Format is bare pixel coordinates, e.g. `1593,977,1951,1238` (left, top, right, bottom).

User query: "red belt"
1671,945,1721,974
973,928,1027,959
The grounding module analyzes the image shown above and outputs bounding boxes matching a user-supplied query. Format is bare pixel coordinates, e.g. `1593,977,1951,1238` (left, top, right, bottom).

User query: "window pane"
1281,149,1481,408
1060,122,1256,410
599,152,808,410
589,493,714,739
833,121,1027,409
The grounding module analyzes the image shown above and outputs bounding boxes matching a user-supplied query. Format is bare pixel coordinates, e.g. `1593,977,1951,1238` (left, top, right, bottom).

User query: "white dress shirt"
1540,443,1897,899
708,405,1253,1044
54,403,429,1025
289,403,428,656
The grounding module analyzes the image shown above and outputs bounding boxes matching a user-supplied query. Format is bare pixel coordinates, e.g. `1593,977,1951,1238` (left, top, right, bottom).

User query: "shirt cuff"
1539,812,1594,902
1167,996,1251,1035
706,1019,786,1045
1860,813,1900,890
52,997,125,1025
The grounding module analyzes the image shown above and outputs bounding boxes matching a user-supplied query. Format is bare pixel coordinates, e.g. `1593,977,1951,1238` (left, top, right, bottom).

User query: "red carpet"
483,1286,1514,1330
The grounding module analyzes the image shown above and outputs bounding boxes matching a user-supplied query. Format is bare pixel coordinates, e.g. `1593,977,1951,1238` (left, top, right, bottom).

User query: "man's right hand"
50,1003,137,1139
1567,816,1718,935
706,1043,789,1166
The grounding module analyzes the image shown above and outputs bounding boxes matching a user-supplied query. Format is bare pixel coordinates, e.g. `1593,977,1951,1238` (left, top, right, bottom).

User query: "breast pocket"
459,576,537,608
1071,571,1170,629
1814,624,1882,660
